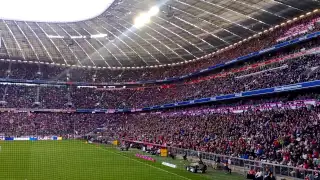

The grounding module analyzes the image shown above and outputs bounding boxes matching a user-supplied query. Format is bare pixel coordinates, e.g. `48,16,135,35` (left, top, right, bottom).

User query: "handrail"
121,139,320,179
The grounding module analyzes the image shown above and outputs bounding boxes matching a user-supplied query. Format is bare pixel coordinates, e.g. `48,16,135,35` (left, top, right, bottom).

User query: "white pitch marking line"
98,146,192,180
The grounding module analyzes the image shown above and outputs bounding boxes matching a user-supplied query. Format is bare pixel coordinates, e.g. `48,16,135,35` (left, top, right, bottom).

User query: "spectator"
247,167,256,179
264,172,276,180
255,169,263,180
224,159,232,174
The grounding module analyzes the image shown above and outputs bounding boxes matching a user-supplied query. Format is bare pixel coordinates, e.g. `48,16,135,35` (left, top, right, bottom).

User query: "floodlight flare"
148,6,160,16
90,34,108,38
133,6,160,28
134,13,151,28
71,36,86,39
46,35,65,39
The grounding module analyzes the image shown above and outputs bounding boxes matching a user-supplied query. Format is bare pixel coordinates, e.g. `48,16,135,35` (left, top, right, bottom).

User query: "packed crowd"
0,10,319,180
0,13,318,83
0,22,318,109
0,44,318,109
0,113,108,137
277,17,320,42
103,106,320,171
1,91,316,136
0,90,319,172
0,15,317,110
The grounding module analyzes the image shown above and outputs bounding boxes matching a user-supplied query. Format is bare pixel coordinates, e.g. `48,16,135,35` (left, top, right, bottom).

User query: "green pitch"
0,140,244,180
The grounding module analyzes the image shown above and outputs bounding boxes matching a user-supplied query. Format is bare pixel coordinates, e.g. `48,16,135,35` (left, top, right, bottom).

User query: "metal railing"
168,146,320,180
120,139,320,180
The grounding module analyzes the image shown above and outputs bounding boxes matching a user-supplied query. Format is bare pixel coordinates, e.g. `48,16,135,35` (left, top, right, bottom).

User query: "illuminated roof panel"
0,0,115,22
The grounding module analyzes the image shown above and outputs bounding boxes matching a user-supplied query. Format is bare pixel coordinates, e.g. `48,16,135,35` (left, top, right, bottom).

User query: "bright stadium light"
148,6,160,16
70,36,85,39
134,13,151,28
0,0,115,22
90,34,108,38
46,35,65,39
134,6,159,28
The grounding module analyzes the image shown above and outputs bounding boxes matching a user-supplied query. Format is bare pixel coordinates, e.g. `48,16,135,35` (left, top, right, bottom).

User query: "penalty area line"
98,146,192,180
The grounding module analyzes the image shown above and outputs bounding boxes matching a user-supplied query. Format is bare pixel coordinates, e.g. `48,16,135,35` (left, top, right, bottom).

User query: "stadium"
0,0,319,179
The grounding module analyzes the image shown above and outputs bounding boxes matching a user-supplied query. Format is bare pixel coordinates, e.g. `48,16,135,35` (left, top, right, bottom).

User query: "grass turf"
0,140,244,180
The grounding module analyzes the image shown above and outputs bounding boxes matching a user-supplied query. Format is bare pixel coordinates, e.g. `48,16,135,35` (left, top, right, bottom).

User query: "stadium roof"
0,0,319,68
0,0,114,22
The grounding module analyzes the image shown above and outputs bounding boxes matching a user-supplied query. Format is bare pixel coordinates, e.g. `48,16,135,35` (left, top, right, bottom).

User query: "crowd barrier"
0,136,63,141
122,140,320,180
169,147,320,180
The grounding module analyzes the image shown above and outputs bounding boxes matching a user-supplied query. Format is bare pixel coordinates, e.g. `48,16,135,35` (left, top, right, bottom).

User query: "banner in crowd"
161,99,318,117
139,80,320,112
2,136,63,141
14,137,29,141
191,47,320,83
0,80,319,114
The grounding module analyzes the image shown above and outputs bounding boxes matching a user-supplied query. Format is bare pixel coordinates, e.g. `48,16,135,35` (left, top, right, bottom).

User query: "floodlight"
134,13,150,28
148,6,160,16
46,35,64,39
91,34,108,38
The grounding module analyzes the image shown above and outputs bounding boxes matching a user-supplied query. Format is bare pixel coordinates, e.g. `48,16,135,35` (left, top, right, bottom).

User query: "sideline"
97,145,192,180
